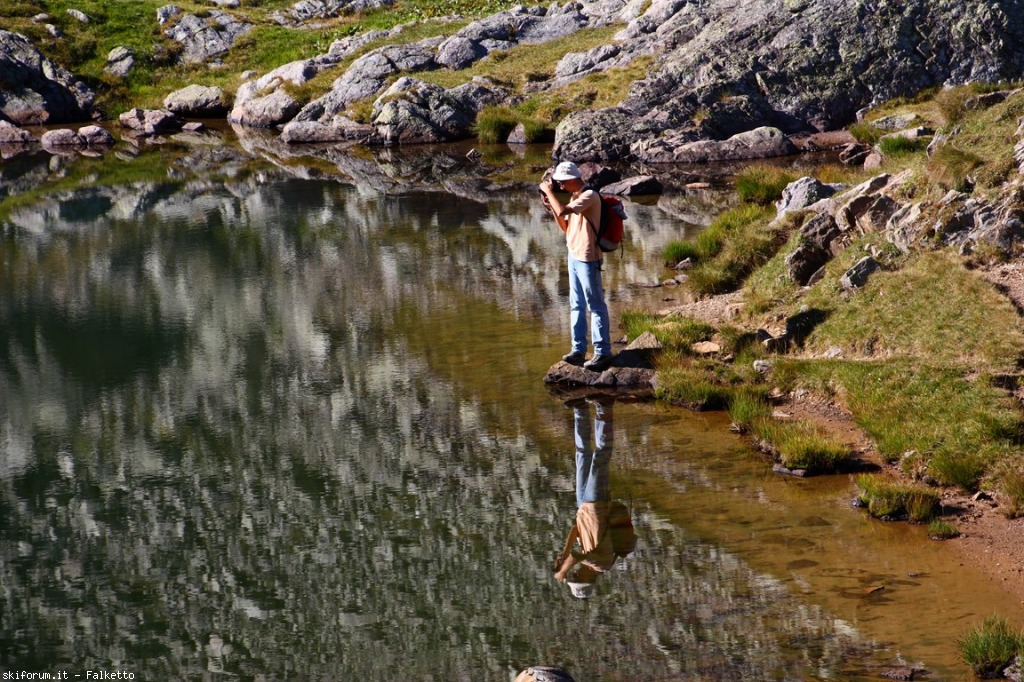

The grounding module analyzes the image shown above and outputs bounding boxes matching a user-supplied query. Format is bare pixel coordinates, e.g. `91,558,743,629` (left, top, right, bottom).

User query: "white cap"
566,581,594,599
551,161,582,182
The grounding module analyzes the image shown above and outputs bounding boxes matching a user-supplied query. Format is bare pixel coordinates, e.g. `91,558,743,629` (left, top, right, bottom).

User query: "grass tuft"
856,474,941,522
619,312,715,353
653,359,731,411
996,465,1024,519
878,136,926,157
734,165,799,205
685,205,790,295
927,145,983,192
475,105,518,143
758,421,850,472
848,122,883,145
927,518,960,540
957,616,1023,679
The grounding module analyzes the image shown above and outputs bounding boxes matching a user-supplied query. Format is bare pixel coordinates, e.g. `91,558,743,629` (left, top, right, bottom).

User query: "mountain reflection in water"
0,158,1008,681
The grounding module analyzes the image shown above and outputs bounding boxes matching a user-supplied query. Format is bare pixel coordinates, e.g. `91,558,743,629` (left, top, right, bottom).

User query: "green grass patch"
995,464,1024,519
653,357,732,411
877,135,926,157
926,144,984,192
848,122,884,145
734,164,798,205
957,616,1023,679
618,311,715,353
743,230,804,313
685,204,788,295
474,105,518,143
804,250,1024,367
727,387,772,433
927,518,960,539
780,359,1023,489
856,474,941,522
662,203,775,271
758,420,850,472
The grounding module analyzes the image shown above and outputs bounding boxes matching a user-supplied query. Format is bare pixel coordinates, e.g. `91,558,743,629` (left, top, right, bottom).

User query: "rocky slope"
3,0,1024,160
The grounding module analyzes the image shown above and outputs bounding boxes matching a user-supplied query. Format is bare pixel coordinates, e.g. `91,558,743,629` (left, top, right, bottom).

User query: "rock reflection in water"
0,174,904,680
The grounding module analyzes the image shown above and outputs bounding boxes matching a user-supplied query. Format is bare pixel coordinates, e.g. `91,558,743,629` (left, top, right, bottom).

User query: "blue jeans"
568,255,611,357
574,401,613,506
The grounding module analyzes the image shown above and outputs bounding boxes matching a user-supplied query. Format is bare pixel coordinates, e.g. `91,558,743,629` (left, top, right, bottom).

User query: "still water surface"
0,151,1020,680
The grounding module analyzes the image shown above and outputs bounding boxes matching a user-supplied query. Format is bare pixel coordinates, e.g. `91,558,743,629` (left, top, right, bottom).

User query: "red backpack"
590,190,627,252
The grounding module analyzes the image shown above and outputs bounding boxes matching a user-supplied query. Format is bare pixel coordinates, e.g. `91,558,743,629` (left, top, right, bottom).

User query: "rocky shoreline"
6,0,1024,164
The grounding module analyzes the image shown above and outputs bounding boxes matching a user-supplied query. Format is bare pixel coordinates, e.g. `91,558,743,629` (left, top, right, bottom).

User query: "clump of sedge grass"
618,312,714,353
758,421,850,473
734,165,798,205
856,474,941,522
686,205,788,295
996,465,1024,519
475,105,518,143
653,360,731,411
727,387,772,433
927,519,960,540
927,144,983,192
878,136,926,157
957,616,1023,679
661,203,773,268
848,122,884,145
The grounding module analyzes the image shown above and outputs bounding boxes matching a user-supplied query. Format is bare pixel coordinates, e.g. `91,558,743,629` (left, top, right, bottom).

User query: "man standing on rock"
540,161,613,372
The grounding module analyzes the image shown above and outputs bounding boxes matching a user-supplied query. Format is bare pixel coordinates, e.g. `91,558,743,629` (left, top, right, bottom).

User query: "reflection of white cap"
513,666,577,682
552,161,582,181
567,581,594,599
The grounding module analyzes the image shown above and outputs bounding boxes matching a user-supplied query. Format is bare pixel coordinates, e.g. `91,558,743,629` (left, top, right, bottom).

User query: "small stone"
753,359,773,374
66,8,90,23
823,347,843,359
674,258,693,270
691,341,720,355
46,24,62,38
626,331,663,351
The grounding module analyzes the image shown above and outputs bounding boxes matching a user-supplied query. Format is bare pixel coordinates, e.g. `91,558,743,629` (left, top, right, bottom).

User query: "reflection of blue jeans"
574,402,614,507
568,255,611,357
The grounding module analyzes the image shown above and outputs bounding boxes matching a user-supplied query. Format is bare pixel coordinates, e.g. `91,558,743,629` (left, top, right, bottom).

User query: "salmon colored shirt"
575,501,615,572
565,188,602,263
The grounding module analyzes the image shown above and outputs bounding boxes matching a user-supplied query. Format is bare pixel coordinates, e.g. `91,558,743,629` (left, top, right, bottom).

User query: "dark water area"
0,143,1020,681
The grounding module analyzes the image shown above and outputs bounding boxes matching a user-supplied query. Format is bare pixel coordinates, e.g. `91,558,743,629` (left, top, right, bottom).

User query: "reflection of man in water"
553,397,615,599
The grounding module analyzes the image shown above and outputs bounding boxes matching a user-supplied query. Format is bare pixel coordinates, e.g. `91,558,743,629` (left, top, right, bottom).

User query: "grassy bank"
0,0,524,114
628,88,1024,512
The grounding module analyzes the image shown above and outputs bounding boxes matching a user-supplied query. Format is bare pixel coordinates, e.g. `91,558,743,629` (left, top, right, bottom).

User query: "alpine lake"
0,126,1020,681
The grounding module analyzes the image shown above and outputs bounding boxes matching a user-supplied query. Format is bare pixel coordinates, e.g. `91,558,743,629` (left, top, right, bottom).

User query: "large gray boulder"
119,108,184,135
105,46,135,77
228,89,300,128
294,40,441,124
289,0,394,22
569,0,1024,161
635,126,798,164
0,30,95,124
164,85,228,117
163,8,252,63
371,77,508,145
0,119,34,143
553,108,659,162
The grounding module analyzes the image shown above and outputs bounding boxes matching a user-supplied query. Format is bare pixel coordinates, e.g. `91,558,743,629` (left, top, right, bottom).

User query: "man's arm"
553,523,580,581
539,180,569,232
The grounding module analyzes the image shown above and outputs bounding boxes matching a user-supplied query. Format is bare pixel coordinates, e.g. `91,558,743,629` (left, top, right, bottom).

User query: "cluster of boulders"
776,130,1024,292
6,0,1024,164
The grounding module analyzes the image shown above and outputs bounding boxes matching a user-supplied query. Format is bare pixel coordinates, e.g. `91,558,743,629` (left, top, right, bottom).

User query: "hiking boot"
583,354,613,371
562,351,586,365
